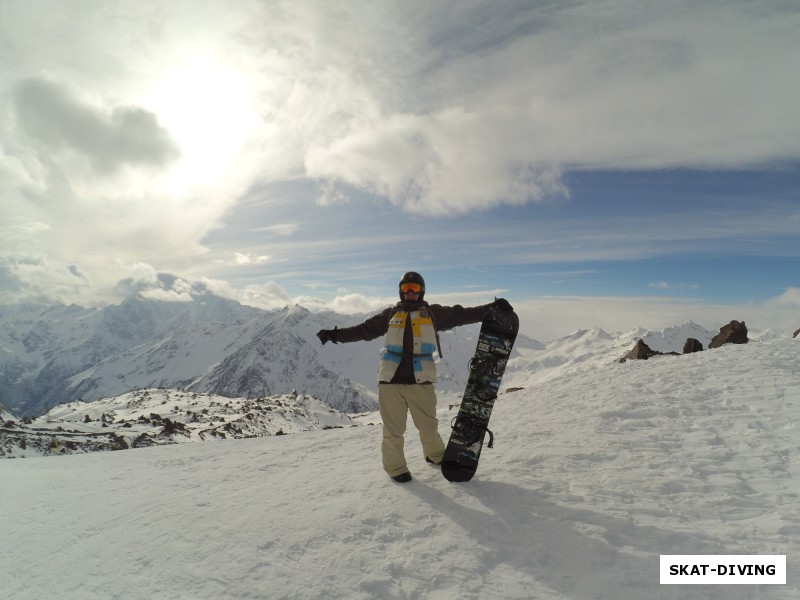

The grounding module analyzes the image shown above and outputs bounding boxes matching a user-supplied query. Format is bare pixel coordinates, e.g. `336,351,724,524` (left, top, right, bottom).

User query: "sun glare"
141,58,260,194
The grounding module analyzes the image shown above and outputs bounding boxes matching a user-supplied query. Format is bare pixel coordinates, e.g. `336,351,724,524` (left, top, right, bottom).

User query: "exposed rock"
161,418,187,436
132,433,158,448
794,328,799,339
683,338,704,354
709,320,748,349
620,339,659,362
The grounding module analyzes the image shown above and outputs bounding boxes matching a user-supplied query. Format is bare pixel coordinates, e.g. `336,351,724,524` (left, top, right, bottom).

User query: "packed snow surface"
2,335,799,599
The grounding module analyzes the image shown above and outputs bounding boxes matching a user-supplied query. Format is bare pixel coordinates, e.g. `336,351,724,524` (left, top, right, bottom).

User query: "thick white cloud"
300,1,800,213
305,108,569,215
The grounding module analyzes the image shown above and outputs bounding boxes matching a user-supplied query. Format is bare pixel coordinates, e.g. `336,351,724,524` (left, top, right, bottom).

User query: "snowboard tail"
441,305,519,482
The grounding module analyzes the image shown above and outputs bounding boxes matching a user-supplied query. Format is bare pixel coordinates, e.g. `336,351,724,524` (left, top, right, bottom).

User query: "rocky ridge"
0,388,356,458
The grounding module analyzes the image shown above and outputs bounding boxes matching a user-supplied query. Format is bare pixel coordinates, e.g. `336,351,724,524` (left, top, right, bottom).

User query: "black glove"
492,298,513,312
316,327,338,345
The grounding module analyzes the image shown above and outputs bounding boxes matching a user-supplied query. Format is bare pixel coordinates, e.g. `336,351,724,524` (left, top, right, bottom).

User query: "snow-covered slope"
0,299,384,415
0,405,14,422
1,337,797,599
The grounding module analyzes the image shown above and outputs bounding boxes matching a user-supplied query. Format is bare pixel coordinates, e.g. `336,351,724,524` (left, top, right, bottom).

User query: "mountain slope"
0,299,383,416
1,337,797,599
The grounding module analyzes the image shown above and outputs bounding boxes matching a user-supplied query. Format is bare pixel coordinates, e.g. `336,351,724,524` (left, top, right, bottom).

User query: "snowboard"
441,305,519,482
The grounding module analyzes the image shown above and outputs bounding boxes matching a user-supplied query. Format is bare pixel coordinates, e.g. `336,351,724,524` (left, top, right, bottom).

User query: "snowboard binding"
450,415,494,449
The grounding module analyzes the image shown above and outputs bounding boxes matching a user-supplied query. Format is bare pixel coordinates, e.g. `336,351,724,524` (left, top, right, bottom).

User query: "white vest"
378,309,438,383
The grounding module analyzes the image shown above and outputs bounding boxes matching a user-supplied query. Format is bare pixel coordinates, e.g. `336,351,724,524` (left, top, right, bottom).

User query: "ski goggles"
400,282,423,294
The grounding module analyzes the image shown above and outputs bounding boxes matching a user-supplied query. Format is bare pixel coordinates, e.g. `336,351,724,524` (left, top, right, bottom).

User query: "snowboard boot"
425,456,441,465
391,472,412,483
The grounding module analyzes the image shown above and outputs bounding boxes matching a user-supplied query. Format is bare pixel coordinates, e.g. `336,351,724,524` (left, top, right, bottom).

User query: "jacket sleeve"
334,307,393,343
430,303,492,332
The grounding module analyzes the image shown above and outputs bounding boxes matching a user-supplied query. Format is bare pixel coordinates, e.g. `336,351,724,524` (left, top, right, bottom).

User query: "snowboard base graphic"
441,305,519,482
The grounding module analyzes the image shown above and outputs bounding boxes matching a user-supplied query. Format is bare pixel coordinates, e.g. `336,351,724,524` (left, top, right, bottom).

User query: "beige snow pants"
378,383,446,477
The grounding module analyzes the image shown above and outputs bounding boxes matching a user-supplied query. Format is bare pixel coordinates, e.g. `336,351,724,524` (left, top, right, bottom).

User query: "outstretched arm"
316,307,393,345
431,298,513,331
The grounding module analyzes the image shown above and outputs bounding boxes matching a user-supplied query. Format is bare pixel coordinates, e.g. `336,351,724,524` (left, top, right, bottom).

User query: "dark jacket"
336,301,491,384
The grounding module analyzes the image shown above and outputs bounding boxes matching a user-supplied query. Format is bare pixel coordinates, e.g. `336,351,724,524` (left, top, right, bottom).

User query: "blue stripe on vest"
420,342,437,355
382,351,403,363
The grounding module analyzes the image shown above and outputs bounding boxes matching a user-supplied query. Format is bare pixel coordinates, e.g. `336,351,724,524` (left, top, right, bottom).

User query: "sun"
140,56,261,193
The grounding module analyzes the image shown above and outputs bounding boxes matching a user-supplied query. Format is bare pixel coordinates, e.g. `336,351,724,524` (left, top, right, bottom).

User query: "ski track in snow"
2,339,799,599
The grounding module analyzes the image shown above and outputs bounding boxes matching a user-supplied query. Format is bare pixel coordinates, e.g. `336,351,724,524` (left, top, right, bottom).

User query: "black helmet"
398,271,425,300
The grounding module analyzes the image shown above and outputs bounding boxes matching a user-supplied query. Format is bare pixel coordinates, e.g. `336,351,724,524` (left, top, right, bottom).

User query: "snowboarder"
316,271,512,483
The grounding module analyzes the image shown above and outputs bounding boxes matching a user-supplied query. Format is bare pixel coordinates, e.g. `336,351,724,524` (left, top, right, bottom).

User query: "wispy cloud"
252,224,299,237
649,281,700,292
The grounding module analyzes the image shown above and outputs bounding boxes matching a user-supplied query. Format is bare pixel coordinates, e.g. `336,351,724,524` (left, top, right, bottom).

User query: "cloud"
305,108,569,216
2,73,245,299
138,288,194,302
765,287,800,307
1,0,798,312
13,77,180,174
0,146,47,196
325,293,393,315
235,281,295,310
253,224,299,237
301,1,800,214
233,253,270,266
0,217,50,248
649,281,700,291
0,254,92,305
113,266,235,304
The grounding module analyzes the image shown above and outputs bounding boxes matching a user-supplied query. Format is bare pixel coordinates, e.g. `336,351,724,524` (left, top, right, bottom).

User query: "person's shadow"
406,478,779,600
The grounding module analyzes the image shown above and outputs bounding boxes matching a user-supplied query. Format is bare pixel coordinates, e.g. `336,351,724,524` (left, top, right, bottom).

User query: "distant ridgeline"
621,320,750,363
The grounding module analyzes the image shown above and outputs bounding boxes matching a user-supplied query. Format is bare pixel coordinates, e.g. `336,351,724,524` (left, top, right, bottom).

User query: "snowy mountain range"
0,295,377,417
0,293,544,418
0,290,784,424
3,297,785,462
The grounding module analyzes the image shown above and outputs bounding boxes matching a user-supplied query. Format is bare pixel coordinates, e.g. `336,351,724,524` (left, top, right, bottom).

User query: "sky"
1,0,799,341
